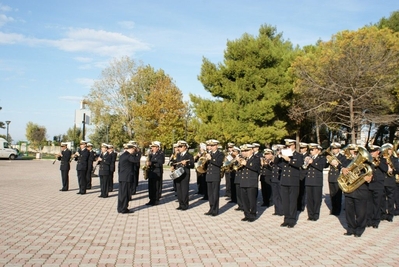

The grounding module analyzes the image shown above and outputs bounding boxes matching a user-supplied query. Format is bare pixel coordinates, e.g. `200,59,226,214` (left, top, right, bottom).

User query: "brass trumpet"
233,156,246,171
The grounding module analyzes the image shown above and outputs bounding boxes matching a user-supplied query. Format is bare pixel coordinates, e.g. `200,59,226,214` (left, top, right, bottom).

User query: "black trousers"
207,181,220,215
345,196,367,235
117,181,131,212
224,172,231,197
381,185,395,220
77,170,87,194
241,187,258,219
260,178,272,206
271,182,283,215
281,185,299,225
176,175,190,210
328,182,342,215
297,178,306,211
108,172,114,192
148,175,161,203
99,175,109,197
306,186,323,220
394,184,399,215
130,172,138,195
235,183,243,209
60,170,69,191
367,188,384,226
86,165,93,188
230,175,237,203
198,173,207,195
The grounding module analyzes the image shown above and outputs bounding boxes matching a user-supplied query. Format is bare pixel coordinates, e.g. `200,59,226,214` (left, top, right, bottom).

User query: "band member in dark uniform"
298,142,309,212
117,143,136,214
279,139,304,228
204,139,224,216
240,144,261,222
224,142,235,199
146,141,165,206
86,143,97,190
252,143,262,158
57,142,71,191
74,140,90,195
194,143,209,200
228,147,240,204
270,147,283,216
169,144,179,193
107,145,117,192
128,141,141,195
304,143,326,221
234,148,244,211
326,142,345,216
98,143,111,198
172,140,194,210
342,145,372,237
367,145,388,228
260,149,273,207
380,143,396,222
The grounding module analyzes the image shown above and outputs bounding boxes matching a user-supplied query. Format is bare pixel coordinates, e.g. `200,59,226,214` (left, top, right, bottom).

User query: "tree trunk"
315,120,320,144
349,97,356,144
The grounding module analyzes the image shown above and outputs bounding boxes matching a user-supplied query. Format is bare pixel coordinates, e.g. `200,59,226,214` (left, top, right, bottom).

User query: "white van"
0,138,18,160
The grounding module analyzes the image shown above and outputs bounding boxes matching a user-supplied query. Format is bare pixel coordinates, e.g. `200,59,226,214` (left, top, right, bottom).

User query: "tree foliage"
86,56,187,149
291,26,399,143
376,10,399,32
192,25,295,145
25,122,47,151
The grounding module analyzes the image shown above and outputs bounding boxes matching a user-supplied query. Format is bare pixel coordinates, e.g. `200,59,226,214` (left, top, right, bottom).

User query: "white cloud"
0,4,12,12
0,28,151,57
59,95,84,103
75,78,94,88
0,14,13,27
118,21,135,29
74,57,93,63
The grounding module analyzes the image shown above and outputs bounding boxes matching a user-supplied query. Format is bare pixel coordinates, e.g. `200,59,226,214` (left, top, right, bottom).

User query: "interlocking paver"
1,160,399,266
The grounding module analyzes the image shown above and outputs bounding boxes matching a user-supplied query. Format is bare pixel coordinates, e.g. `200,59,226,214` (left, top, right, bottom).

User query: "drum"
170,167,185,179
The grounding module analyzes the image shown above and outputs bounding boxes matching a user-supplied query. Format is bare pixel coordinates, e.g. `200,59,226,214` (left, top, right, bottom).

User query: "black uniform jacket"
279,151,304,187
326,153,345,183
110,151,117,173
149,151,165,175
240,155,261,188
384,155,397,187
98,152,111,176
75,148,90,171
270,157,281,183
118,151,136,182
305,154,327,186
58,149,72,171
369,157,388,190
175,151,194,180
206,150,224,182
300,152,309,181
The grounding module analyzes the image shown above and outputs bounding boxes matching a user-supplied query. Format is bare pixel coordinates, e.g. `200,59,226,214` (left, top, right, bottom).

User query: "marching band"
55,138,399,237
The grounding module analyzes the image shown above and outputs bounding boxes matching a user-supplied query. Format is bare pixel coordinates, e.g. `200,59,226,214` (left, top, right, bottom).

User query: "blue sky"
0,0,398,143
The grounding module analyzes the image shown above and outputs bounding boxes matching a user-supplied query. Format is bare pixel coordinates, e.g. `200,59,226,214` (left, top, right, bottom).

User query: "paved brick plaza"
0,159,398,266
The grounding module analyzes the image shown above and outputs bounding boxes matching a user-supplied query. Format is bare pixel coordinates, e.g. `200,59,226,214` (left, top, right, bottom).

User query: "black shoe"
287,224,295,228
211,213,218,216
344,232,353,236
86,187,91,190
145,201,154,205
122,209,134,214
201,198,208,200
354,234,362,237
241,217,249,221
280,222,288,227
77,192,82,194
234,208,243,211
204,212,212,215
372,225,378,229
248,218,256,222
176,207,182,210
59,189,67,191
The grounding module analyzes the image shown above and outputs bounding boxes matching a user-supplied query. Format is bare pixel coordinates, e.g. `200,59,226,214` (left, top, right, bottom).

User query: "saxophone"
337,146,373,193
142,150,151,180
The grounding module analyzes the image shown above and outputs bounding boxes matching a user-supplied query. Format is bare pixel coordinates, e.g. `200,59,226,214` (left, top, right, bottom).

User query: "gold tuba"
381,144,396,177
337,146,373,193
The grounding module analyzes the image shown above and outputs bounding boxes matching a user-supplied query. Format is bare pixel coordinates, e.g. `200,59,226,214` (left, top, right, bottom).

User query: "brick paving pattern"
0,160,398,266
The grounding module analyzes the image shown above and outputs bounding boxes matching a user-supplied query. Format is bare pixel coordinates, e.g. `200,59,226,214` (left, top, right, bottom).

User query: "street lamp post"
5,121,11,143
